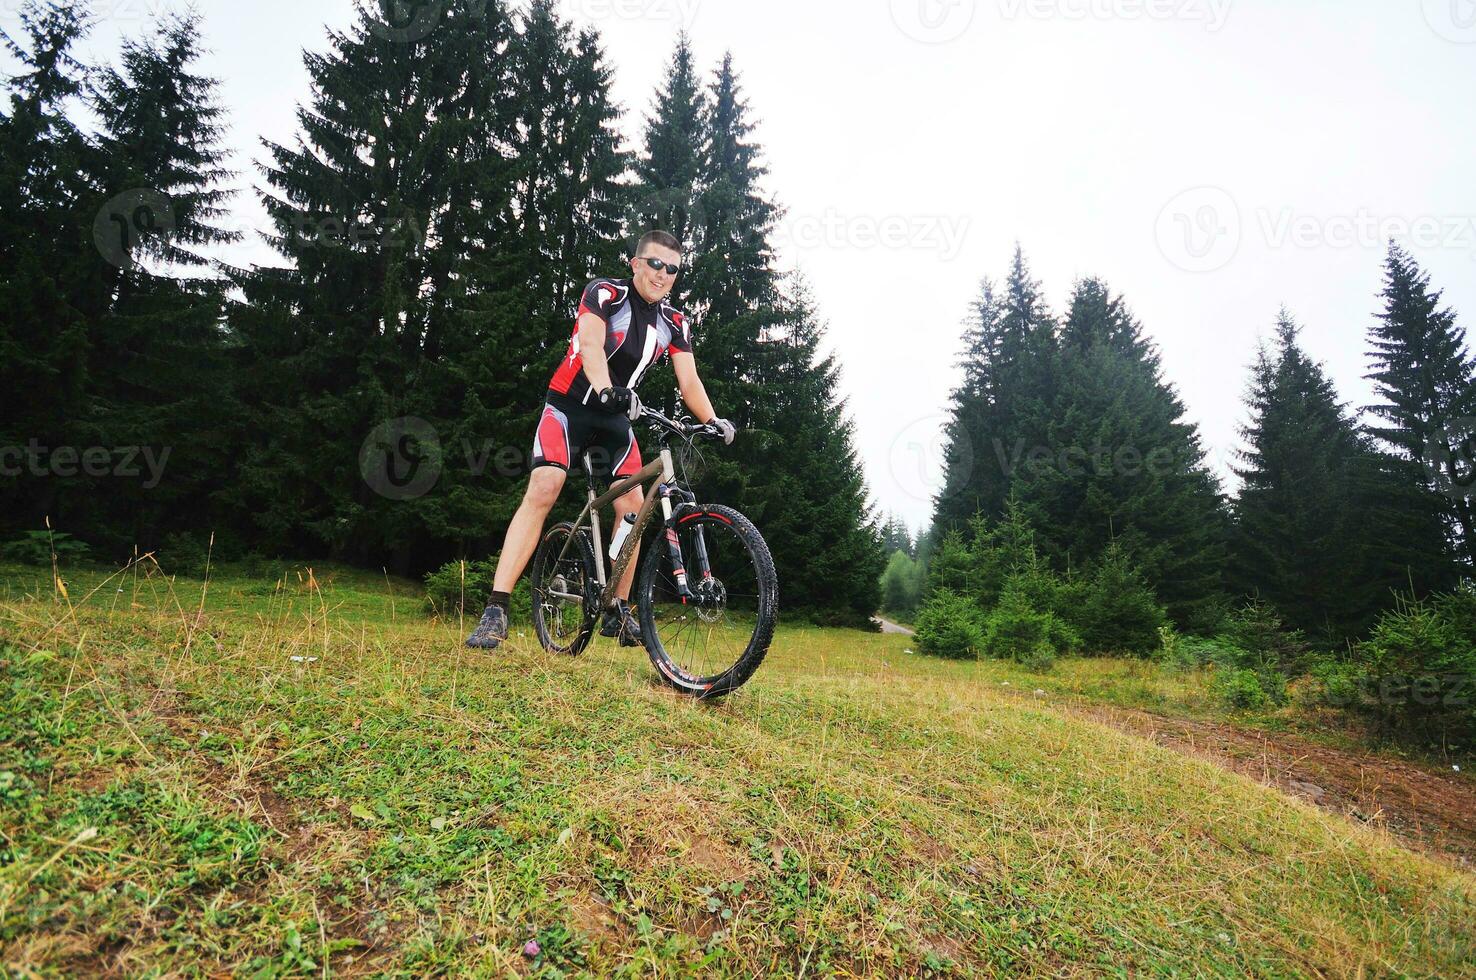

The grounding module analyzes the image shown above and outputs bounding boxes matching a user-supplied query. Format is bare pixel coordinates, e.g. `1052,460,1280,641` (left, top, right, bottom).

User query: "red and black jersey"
547,278,693,405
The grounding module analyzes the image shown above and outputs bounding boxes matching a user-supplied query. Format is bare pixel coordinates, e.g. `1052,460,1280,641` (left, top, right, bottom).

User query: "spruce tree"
715,277,883,624
1230,312,1436,641
1366,244,1476,569
935,278,1003,532
880,513,914,556
688,53,780,322
0,0,97,534
934,247,1057,534
225,0,524,570
626,45,884,623
1018,277,1228,628
81,12,240,552
630,31,707,277
450,2,631,549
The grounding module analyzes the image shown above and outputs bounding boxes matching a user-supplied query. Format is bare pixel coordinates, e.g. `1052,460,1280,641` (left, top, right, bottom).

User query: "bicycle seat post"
582,451,597,494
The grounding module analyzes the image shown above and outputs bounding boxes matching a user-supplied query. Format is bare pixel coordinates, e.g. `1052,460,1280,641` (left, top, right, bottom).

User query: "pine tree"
449,3,631,552
718,277,883,624
1230,311,1437,641
0,0,97,535
89,13,236,272
880,513,914,556
1018,277,1228,628
935,278,1003,532
1366,244,1476,570
80,12,240,552
688,53,779,321
934,247,1057,535
630,31,707,274
627,45,883,623
225,0,525,570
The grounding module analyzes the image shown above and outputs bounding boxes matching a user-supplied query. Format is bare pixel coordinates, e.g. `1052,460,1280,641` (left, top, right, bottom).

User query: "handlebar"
640,406,722,442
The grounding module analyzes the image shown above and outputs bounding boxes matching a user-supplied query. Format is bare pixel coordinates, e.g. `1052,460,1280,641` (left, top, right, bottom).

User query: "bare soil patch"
1072,704,1476,867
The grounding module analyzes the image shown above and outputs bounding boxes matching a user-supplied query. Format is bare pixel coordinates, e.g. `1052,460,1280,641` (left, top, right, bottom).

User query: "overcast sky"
9,0,1476,535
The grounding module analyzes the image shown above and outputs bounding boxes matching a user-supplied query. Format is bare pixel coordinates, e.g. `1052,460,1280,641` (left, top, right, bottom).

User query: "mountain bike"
528,406,778,699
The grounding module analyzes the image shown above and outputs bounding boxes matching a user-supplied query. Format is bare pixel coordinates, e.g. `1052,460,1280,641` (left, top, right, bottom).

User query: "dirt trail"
873,616,915,636
1070,704,1476,868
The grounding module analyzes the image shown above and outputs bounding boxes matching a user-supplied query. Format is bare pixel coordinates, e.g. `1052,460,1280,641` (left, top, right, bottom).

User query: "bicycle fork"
660,488,718,604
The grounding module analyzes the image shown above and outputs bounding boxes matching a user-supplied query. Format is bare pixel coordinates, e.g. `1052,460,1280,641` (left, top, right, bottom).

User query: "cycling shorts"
530,390,643,482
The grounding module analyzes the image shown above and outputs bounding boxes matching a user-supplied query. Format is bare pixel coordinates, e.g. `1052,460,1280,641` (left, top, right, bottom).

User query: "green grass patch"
1,561,1472,975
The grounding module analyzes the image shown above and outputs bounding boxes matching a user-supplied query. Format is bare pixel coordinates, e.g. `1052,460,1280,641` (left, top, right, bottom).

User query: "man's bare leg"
596,484,646,645
492,466,567,596
612,485,645,602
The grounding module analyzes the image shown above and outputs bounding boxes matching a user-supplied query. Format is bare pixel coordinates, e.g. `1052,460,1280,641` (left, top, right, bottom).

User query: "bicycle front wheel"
530,522,599,656
636,504,778,699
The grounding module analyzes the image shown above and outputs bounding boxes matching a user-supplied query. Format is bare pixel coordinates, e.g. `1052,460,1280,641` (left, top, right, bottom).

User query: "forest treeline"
878,244,1475,744
0,0,884,623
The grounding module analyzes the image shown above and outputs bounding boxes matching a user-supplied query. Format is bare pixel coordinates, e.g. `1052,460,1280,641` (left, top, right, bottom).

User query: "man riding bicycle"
466,230,737,650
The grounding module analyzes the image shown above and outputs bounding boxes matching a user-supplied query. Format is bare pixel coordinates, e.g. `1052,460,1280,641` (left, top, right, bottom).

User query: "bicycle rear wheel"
636,504,778,698
530,522,599,656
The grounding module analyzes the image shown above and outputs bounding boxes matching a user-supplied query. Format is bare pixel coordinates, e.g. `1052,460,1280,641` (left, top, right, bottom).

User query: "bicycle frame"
545,444,705,608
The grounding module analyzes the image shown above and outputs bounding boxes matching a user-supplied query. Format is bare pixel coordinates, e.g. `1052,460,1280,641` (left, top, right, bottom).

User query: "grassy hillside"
2,560,1474,976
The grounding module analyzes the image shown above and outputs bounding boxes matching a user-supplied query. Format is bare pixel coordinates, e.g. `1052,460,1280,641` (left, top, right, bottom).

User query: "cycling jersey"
547,278,693,405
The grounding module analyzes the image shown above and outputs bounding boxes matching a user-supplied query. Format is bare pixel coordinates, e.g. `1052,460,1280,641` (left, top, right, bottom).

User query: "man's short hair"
636,230,682,256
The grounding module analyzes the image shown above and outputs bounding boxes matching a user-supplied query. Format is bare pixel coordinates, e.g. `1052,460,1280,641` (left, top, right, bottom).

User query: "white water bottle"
609,513,637,561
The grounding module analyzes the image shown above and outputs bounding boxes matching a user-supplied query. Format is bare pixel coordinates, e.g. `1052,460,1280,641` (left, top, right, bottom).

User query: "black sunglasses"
638,255,681,275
